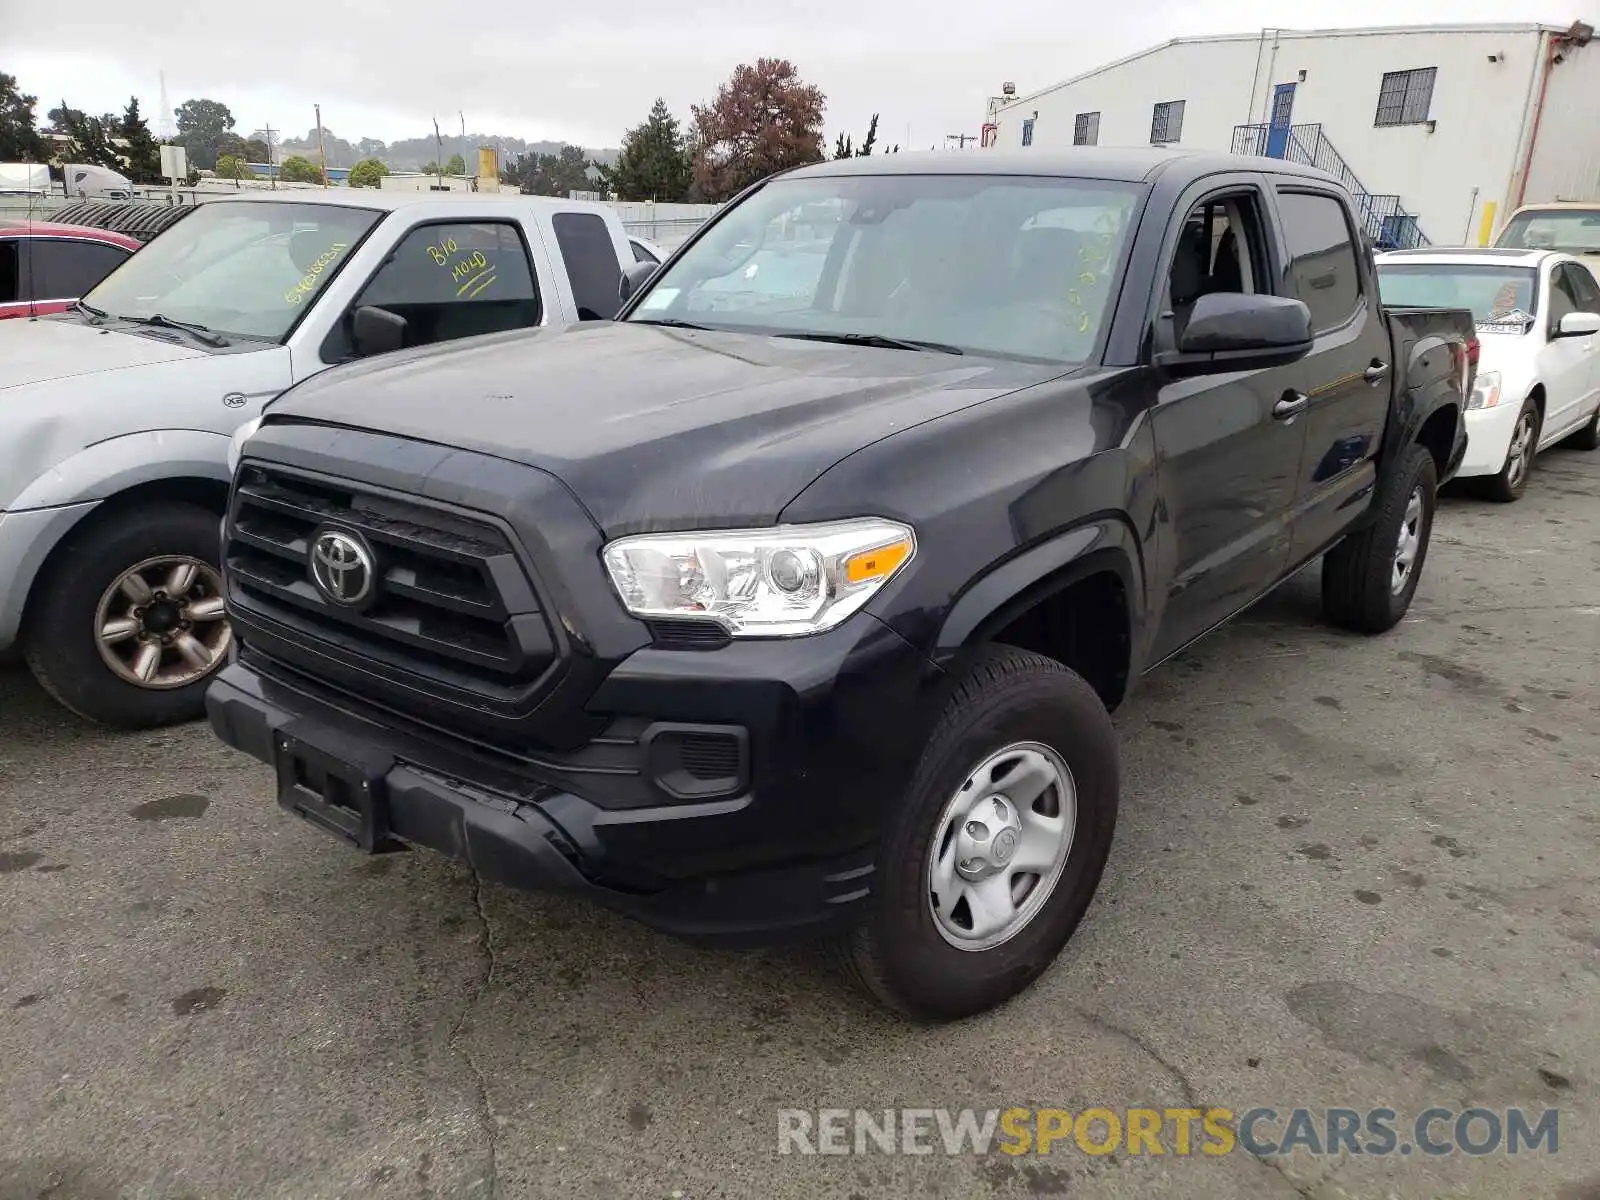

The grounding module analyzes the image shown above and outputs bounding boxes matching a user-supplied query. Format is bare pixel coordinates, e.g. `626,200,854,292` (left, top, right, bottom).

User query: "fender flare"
7,428,232,511
0,429,233,649
932,515,1146,665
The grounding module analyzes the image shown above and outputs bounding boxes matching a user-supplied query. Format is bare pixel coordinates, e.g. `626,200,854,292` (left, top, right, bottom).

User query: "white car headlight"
227,416,263,474
1467,369,1502,411
602,518,916,637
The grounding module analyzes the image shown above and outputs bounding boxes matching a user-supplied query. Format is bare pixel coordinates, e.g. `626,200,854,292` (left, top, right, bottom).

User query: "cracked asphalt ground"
3,448,1598,1200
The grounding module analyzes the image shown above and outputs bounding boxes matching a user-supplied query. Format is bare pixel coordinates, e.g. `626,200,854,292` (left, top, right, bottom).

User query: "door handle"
1273,392,1309,420
1364,360,1390,383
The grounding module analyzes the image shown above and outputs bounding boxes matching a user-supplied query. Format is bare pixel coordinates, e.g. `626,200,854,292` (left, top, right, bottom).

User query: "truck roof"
787,147,1347,188
201,188,621,220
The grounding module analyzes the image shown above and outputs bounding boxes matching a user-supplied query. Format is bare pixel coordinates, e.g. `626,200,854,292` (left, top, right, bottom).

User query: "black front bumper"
207,613,942,947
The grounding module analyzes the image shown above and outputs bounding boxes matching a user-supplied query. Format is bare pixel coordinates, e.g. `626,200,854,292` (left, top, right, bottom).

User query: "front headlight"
226,416,263,474
602,518,916,637
1467,369,1502,411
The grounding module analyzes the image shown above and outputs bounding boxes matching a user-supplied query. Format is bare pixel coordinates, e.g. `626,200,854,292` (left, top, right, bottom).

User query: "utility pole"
314,104,329,187
261,123,278,189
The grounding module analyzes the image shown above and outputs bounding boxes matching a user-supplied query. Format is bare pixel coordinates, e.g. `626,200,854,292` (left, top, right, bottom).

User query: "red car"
0,221,141,320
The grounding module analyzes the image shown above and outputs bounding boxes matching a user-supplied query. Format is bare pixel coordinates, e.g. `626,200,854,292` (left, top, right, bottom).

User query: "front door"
1148,183,1308,661
1538,263,1600,442
1265,84,1296,158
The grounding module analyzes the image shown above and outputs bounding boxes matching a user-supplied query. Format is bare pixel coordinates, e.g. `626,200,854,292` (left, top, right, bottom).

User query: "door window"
325,221,540,360
1275,191,1362,333
1547,266,1580,334
32,239,128,299
1160,191,1271,347
0,240,18,304
631,240,660,265
552,212,624,320
1560,262,1600,313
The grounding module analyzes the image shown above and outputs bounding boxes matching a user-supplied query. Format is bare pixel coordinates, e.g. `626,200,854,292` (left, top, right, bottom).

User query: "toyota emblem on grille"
309,528,376,606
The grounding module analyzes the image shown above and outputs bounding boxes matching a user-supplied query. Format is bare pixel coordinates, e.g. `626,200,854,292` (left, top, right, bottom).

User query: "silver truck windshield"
627,173,1143,362
1495,209,1600,255
1377,263,1539,328
83,201,381,341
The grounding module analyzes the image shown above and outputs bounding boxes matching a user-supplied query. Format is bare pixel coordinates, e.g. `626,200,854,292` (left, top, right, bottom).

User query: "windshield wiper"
132,313,230,347
630,317,713,331
74,299,107,323
772,331,965,355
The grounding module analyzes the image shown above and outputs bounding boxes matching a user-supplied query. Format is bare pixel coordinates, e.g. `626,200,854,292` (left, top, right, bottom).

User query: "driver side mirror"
351,305,408,357
619,260,659,306
1162,292,1314,373
1555,310,1600,338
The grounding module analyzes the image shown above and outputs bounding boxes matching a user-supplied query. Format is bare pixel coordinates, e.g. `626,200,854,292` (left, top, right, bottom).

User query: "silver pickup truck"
0,189,664,728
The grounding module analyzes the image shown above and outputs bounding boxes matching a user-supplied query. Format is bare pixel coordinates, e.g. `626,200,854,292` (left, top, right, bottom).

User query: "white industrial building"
982,21,1600,249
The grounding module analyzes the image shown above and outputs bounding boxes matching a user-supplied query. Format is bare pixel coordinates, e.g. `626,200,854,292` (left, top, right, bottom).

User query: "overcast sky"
8,0,1581,151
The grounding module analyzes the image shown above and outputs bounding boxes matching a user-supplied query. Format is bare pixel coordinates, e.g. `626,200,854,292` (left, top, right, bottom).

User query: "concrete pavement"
3,447,1597,1199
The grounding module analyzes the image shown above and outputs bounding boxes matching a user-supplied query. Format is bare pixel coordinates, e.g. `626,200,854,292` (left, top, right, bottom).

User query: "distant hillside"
274,129,618,173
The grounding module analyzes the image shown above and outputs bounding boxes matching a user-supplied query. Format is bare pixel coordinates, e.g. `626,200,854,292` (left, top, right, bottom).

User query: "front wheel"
23,502,231,728
1481,398,1540,502
1322,444,1438,634
835,645,1119,1020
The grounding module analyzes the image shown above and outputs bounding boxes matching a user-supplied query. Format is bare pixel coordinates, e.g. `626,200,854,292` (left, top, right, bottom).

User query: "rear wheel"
1322,444,1438,634
835,645,1119,1020
1481,399,1539,502
23,503,231,728
1566,405,1600,452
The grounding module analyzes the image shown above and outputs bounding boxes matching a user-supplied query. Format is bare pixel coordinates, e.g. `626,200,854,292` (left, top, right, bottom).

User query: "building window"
1374,67,1436,127
1021,118,1035,147
1150,100,1185,144
1073,112,1100,146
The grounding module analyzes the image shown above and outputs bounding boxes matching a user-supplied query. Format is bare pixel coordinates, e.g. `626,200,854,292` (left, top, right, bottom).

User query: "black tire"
22,502,228,729
1566,406,1600,452
1480,398,1540,502
834,645,1119,1021
1322,444,1438,635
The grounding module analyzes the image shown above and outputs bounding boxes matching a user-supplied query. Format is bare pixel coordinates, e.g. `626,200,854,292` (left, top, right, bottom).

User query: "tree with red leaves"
689,58,826,202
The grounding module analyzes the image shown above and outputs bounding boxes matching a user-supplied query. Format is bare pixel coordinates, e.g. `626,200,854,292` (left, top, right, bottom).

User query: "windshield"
625,173,1144,363
1377,262,1539,329
1495,208,1600,254
84,201,381,341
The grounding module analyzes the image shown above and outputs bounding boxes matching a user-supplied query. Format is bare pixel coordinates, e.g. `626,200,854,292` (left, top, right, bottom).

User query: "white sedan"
1377,247,1600,500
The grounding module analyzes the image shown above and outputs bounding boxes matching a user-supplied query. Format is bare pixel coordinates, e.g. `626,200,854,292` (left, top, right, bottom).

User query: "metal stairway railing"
1233,122,1429,249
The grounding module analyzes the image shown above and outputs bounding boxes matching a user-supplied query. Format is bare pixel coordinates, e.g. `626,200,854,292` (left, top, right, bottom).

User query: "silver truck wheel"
93,556,231,688
23,501,229,729
928,742,1077,951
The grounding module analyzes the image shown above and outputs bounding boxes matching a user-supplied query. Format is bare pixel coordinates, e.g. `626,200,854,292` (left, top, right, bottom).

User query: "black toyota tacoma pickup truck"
206,150,1474,1019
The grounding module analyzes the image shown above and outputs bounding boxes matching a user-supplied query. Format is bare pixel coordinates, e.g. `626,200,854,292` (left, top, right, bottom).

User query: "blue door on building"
1265,83,1296,158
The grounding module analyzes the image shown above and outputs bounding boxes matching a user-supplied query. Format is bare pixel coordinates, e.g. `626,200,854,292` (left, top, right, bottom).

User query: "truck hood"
265,321,1068,533
0,315,207,390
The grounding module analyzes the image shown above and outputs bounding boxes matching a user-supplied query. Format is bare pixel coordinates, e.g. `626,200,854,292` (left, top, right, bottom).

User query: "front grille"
226,464,557,699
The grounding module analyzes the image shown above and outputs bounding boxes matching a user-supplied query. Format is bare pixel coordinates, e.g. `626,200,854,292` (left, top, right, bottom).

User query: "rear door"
1270,187,1393,566
1147,174,1308,660
549,210,627,320
1537,263,1596,440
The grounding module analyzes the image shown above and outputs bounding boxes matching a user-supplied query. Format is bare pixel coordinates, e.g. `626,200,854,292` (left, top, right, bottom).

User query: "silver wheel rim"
1391,488,1424,595
1505,412,1534,486
927,741,1077,952
93,556,231,689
